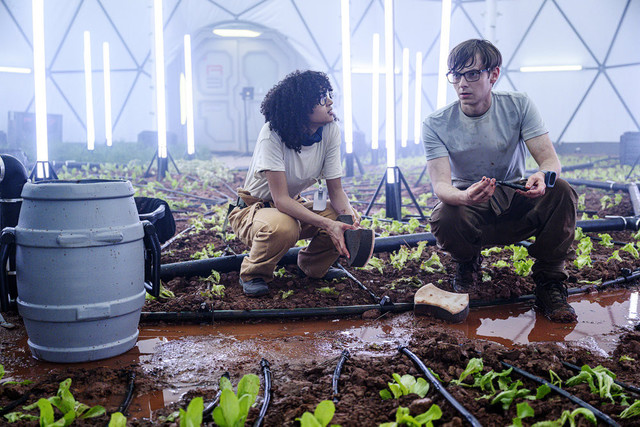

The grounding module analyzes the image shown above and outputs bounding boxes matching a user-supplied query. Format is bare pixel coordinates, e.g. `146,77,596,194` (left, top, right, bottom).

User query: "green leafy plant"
388,277,423,290
492,260,509,268
273,267,287,278
574,227,585,241
179,396,203,427
316,287,340,296
620,400,640,418
390,246,411,270
565,365,626,404
279,290,294,299
212,374,260,427
599,195,613,210
574,237,593,269
481,246,503,257
531,407,596,426
296,400,341,427
510,402,534,427
450,358,483,386
380,374,429,400
379,404,442,427
597,233,614,248
475,367,513,397
619,355,635,362
420,253,445,273
360,257,385,274
607,250,623,263
514,259,534,276
108,412,128,427
491,380,532,410
621,242,639,259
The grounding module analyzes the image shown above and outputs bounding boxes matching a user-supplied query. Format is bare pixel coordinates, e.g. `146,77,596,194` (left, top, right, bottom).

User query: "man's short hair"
448,39,502,73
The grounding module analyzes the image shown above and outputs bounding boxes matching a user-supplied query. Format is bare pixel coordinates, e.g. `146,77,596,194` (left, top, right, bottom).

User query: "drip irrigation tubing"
253,359,272,427
143,269,640,323
336,263,381,303
399,346,482,427
561,361,640,397
116,372,136,415
565,178,633,193
332,350,350,403
202,373,228,420
501,361,620,426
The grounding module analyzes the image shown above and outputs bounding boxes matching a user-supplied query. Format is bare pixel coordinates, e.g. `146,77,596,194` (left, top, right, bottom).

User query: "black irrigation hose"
116,372,136,415
501,361,620,427
332,350,350,403
202,372,228,420
399,346,482,427
561,361,640,397
141,303,414,322
576,216,640,232
336,263,380,304
565,178,630,193
253,359,272,427
0,388,33,416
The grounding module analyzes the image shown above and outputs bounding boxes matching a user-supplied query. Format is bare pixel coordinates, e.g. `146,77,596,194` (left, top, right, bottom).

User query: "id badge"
313,186,327,211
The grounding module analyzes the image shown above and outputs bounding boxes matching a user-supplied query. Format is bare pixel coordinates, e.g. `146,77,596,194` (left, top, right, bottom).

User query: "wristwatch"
538,170,557,188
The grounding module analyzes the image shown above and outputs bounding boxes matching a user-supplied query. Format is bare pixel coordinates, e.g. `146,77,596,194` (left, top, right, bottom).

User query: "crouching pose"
423,39,578,322
229,70,366,297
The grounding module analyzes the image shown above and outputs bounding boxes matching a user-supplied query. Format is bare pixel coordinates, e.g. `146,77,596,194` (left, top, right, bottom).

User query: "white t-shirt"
243,121,343,201
422,91,548,189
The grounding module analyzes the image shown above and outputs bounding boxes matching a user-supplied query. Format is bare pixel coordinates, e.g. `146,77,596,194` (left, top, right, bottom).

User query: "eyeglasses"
319,91,333,106
446,68,490,84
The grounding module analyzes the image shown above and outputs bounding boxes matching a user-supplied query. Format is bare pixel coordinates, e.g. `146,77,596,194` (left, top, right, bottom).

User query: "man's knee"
430,203,464,236
545,178,578,212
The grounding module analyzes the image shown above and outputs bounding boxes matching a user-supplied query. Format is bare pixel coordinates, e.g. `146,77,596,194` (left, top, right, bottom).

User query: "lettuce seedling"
179,396,203,427
450,358,483,386
476,368,513,397
316,287,340,296
600,195,613,210
390,246,411,270
514,259,534,277
380,404,442,427
509,402,534,427
620,400,640,419
574,227,585,241
380,374,429,400
508,245,529,262
491,380,531,410
481,246,503,257
420,253,445,273
621,243,639,259
108,412,127,427
531,407,596,426
577,194,586,211
23,378,105,424
565,365,625,403
360,257,385,274
492,260,509,268
296,400,340,427
607,250,623,263
597,233,614,248
212,374,260,427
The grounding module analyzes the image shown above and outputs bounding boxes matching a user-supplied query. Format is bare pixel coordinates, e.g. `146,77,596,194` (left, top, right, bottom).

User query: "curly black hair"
260,70,336,152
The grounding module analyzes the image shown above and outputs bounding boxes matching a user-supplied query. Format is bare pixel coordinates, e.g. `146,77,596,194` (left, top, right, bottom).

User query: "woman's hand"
326,220,357,258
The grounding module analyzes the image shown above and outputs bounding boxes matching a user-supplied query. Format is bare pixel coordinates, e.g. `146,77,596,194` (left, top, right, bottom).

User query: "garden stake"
115,371,136,415
253,358,272,427
561,361,640,396
501,361,620,427
399,346,482,427
332,349,350,403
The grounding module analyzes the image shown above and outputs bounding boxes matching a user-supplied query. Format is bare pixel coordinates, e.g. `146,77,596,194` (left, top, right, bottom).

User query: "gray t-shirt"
422,91,548,189
243,121,343,201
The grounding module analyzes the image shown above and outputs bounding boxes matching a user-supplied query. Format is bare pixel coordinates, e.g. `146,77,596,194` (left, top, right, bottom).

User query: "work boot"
534,280,577,323
452,256,482,293
239,277,270,297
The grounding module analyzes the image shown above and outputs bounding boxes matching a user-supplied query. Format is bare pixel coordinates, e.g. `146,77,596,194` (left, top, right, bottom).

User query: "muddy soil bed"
1,159,640,426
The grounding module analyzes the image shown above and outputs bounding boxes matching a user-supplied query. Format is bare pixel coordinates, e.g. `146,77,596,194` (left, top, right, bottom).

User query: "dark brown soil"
1,158,640,426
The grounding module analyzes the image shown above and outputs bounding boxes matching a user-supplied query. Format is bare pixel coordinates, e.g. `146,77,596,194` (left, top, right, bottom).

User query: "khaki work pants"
229,190,342,282
429,178,578,283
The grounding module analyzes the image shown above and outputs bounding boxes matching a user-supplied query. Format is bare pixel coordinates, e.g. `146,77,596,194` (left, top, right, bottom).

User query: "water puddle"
3,288,637,419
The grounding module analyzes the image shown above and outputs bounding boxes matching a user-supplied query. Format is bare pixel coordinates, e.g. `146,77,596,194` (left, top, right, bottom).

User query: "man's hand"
518,171,546,198
464,176,496,205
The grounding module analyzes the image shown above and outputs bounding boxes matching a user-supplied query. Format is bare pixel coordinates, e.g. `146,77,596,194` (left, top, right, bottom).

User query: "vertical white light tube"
436,0,452,109
371,33,380,150
485,0,497,42
103,42,112,147
184,34,195,156
340,0,353,154
400,48,409,148
413,52,423,144
179,73,186,125
32,0,48,164
384,0,396,183
83,31,95,150
153,0,168,159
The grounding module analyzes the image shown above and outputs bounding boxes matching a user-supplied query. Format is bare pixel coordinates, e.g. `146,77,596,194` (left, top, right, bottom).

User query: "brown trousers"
429,178,578,282
229,190,342,282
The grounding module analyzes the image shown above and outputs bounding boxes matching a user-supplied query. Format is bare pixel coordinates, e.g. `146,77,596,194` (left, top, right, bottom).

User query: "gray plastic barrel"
620,132,640,165
10,179,147,362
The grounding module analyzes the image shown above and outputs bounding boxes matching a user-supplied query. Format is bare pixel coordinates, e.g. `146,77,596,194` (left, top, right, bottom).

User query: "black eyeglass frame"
446,68,490,84
319,91,333,106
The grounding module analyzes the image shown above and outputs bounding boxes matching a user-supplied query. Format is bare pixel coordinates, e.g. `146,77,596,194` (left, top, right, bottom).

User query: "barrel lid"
21,179,135,200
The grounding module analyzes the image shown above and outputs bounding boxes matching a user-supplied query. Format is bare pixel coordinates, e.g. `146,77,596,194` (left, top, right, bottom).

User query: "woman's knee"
254,214,300,246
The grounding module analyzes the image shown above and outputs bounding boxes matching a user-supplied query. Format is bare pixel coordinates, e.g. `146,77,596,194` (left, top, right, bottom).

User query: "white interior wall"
0,0,638,155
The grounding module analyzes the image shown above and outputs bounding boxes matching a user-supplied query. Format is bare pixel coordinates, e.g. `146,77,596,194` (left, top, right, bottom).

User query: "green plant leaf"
81,405,105,419
451,358,483,386
314,400,335,426
180,396,203,427
620,400,640,418
108,412,127,427
219,388,240,426
297,412,322,427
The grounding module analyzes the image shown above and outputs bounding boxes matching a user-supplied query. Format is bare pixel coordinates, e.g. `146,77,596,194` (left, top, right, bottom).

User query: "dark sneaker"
239,277,269,297
535,281,577,323
452,256,482,293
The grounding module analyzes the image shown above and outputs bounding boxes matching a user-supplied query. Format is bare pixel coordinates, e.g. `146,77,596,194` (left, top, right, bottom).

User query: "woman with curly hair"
229,70,370,297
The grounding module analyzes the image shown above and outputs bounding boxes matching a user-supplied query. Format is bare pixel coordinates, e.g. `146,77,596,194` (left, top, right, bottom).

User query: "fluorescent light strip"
153,0,168,159
436,0,452,109
520,65,583,72
0,66,32,74
352,68,400,74
83,31,95,151
340,0,354,154
384,0,396,182
371,33,380,151
179,73,186,125
103,42,112,147
413,52,423,145
184,34,195,156
212,28,261,38
400,48,409,148
32,0,48,164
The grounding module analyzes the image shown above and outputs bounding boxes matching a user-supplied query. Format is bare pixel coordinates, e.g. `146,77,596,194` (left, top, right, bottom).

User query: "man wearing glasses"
423,39,578,322
229,70,366,297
